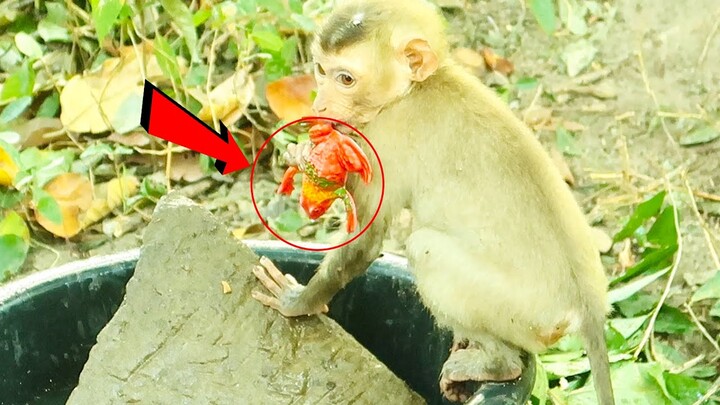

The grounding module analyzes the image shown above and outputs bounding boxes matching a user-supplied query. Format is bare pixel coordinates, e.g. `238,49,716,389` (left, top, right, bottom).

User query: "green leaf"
615,291,658,317
251,26,284,52
679,124,720,146
691,271,720,302
290,13,316,31
14,32,43,59
37,91,60,117
613,191,666,242
0,234,29,281
567,362,670,405
111,92,143,133
608,315,648,339
273,209,305,233
683,364,717,379
611,244,676,286
46,2,69,25
654,340,688,368
38,20,71,42
609,268,669,303
711,300,720,318
529,0,557,35
185,65,208,87
161,0,199,60
664,372,709,404
0,189,23,209
530,358,549,405
91,0,123,44
515,77,539,90
36,193,62,225
140,177,167,199
0,211,29,239
555,127,580,156
646,206,677,248
655,305,695,335
0,96,32,124
1,61,36,101
153,35,182,85
288,0,303,13
192,8,212,27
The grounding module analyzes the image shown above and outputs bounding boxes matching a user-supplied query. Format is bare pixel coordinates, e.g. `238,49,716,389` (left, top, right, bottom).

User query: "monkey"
251,0,616,403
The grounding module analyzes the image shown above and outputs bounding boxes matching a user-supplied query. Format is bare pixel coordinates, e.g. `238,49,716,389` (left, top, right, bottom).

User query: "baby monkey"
252,0,616,403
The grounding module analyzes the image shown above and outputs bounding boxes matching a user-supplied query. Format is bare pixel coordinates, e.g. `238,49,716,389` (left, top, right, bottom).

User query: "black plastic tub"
0,240,535,404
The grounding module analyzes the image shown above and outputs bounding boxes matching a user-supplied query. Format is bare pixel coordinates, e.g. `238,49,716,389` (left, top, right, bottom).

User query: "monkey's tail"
581,311,616,405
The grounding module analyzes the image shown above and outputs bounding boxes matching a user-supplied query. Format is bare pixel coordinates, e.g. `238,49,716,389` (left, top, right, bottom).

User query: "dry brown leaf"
452,47,487,76
195,69,255,126
265,74,316,122
12,117,64,148
168,153,205,183
35,173,93,238
560,120,586,132
231,223,265,239
589,227,613,253
618,239,635,270
221,280,232,294
80,175,140,228
108,131,151,147
0,144,19,187
549,147,576,186
481,48,514,76
59,41,173,134
523,107,553,128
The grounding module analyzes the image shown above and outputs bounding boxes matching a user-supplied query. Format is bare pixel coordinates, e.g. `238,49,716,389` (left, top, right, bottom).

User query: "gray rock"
68,192,424,404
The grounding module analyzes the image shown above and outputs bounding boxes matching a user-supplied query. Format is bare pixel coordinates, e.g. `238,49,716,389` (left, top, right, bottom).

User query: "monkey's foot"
439,346,523,403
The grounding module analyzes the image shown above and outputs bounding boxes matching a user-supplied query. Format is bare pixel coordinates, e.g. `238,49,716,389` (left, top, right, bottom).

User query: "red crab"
277,122,372,233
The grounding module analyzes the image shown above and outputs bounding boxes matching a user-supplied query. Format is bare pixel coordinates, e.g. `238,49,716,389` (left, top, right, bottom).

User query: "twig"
698,16,720,65
636,51,681,151
633,175,684,358
684,303,720,355
694,190,720,203
683,176,720,269
693,375,720,405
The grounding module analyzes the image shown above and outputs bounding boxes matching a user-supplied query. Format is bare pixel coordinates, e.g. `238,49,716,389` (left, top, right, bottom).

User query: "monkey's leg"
439,335,523,403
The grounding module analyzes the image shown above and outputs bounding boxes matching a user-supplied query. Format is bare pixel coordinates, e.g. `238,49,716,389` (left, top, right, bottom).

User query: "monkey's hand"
283,141,313,171
251,256,330,317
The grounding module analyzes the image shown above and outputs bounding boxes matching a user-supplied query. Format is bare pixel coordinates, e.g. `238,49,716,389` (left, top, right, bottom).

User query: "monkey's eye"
315,63,326,76
336,72,355,87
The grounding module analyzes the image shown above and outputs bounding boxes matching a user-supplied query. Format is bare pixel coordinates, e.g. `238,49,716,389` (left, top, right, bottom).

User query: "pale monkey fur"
262,0,615,403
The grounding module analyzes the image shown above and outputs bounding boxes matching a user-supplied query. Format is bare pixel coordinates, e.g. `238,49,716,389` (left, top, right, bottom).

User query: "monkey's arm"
277,166,299,195
253,176,387,317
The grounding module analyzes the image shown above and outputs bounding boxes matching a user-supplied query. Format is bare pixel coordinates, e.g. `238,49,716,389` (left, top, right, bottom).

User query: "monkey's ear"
404,39,438,82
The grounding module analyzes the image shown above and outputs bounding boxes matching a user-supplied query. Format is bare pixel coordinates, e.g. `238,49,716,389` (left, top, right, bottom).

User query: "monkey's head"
310,0,448,126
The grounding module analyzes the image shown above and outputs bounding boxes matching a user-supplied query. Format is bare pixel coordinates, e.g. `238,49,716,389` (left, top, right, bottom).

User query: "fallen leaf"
0,142,20,186
481,48,514,75
524,107,554,128
35,173,93,238
108,130,151,147
561,39,597,77
59,41,174,134
679,125,720,147
618,239,635,270
221,280,232,294
453,47,487,76
12,117,64,147
232,223,266,239
195,69,255,126
549,146,576,186
80,175,140,229
265,74,316,122
168,153,205,182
